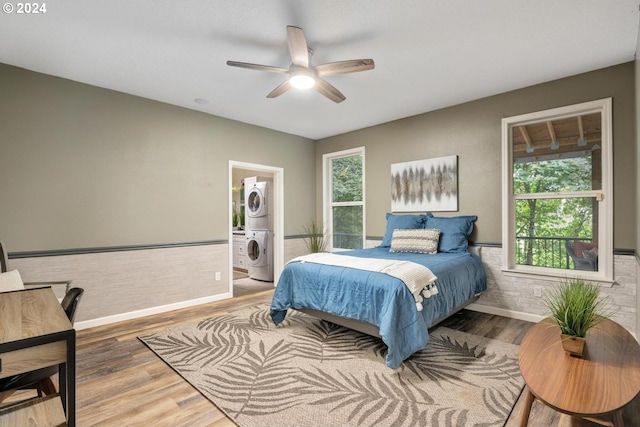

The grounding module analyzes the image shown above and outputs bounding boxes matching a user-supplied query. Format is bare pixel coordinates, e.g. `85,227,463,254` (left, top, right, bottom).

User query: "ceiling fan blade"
226,61,289,74
286,26,309,68
315,59,375,76
314,78,346,103
267,80,292,98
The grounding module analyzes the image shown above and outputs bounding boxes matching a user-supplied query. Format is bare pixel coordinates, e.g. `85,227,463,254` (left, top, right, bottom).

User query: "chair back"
61,287,84,324
0,241,8,273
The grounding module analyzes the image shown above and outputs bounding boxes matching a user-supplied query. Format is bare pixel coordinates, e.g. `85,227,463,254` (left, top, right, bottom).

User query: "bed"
269,213,487,369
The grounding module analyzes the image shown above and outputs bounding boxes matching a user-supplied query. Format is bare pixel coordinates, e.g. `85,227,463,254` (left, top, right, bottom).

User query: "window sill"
501,267,615,287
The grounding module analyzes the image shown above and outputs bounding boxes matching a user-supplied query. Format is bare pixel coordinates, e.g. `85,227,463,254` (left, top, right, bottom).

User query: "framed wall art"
391,155,458,212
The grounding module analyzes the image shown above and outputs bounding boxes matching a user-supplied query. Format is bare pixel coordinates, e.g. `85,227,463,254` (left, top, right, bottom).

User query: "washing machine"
246,230,273,282
245,177,271,231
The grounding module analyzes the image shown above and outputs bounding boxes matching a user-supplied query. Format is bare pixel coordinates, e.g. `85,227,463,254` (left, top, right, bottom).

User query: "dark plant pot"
561,334,586,357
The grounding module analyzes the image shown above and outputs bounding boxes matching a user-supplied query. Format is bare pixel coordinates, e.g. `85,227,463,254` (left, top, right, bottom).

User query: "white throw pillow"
0,269,25,292
389,228,440,254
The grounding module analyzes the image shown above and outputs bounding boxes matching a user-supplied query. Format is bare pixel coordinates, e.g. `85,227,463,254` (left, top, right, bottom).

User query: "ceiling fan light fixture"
227,26,374,102
289,71,315,89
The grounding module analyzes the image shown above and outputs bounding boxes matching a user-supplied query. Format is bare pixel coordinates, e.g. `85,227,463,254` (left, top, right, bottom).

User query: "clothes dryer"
246,230,273,282
245,177,271,231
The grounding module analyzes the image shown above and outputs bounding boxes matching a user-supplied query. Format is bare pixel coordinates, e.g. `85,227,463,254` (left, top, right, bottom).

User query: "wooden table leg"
519,386,535,427
612,410,624,427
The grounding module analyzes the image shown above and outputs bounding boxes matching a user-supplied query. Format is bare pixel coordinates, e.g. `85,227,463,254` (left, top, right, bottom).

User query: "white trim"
74,292,232,330
501,267,615,286
466,302,545,324
501,98,613,282
501,113,513,273
228,161,283,295
513,190,604,200
322,147,366,251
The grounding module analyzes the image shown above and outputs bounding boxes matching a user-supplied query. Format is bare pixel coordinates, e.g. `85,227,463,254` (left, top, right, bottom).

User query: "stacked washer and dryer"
244,176,274,282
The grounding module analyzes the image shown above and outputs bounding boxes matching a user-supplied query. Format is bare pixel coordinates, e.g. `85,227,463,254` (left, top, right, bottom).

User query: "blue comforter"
270,247,487,368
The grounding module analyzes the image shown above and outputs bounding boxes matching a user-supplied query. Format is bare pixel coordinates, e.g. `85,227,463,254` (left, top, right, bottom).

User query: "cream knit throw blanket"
289,253,439,311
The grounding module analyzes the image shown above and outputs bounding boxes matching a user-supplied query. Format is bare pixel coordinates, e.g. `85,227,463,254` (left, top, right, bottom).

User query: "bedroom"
0,1,639,426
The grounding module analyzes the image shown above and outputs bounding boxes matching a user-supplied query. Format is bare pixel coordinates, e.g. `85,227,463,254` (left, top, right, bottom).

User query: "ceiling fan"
226,26,375,103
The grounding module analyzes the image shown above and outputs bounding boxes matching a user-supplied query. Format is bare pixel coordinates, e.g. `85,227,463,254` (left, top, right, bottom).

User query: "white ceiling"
1,1,638,140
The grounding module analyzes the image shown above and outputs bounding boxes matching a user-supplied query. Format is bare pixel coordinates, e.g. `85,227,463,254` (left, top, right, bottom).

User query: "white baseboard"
74,292,232,330
466,302,545,324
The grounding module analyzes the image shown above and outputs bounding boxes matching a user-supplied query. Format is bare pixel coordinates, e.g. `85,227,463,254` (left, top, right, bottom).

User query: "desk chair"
0,240,83,403
0,287,83,403
0,241,72,293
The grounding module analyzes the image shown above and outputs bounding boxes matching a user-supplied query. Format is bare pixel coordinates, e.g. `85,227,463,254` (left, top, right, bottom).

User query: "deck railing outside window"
516,236,593,270
333,232,363,250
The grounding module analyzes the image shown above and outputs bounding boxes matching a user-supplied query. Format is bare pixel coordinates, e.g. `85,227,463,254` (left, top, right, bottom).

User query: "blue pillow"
380,213,427,247
425,215,477,253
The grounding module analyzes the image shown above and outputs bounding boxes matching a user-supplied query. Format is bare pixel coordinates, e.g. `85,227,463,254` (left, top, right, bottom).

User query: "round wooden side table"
518,317,640,427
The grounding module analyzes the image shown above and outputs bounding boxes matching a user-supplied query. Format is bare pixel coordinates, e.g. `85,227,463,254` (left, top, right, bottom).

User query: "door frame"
228,161,284,296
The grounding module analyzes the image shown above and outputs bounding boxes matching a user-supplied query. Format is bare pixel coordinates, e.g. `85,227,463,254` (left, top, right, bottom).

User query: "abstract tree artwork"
391,155,458,212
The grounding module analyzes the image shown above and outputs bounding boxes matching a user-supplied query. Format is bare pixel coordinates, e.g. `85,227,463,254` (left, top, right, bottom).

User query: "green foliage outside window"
332,156,363,202
332,155,363,249
514,156,595,268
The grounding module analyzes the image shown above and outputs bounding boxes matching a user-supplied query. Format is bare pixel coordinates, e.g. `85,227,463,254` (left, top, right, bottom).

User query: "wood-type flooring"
5,288,640,426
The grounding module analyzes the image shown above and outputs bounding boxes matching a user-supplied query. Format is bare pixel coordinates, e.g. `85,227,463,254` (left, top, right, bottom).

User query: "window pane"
332,205,363,250
503,99,611,279
515,197,598,271
332,155,363,202
512,113,602,193
513,156,597,194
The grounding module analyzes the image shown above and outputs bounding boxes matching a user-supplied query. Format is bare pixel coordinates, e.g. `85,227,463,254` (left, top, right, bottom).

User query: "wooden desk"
0,287,76,426
518,317,640,427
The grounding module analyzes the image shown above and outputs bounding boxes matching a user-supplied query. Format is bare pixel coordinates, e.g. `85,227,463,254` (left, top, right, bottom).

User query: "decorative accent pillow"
582,247,598,262
0,269,25,292
425,215,477,253
380,213,427,247
574,240,598,258
389,229,440,254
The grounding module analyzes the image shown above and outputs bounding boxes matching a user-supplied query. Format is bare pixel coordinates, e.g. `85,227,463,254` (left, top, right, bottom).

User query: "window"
501,98,613,281
323,147,365,251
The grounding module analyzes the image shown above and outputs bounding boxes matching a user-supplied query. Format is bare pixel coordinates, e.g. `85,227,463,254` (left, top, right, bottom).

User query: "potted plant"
232,209,239,230
542,277,613,357
301,220,329,253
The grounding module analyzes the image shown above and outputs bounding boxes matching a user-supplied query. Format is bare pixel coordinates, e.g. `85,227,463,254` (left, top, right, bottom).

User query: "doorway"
228,161,284,297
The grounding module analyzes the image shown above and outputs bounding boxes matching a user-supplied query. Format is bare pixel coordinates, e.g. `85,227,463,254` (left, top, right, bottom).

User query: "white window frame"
323,147,366,252
501,98,613,283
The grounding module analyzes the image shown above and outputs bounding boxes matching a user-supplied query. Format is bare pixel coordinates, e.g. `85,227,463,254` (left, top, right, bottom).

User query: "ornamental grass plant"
301,220,329,253
543,277,614,338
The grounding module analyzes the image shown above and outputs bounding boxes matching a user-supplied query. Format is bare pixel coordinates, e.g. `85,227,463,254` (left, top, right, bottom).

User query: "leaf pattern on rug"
428,407,470,426
139,305,524,427
140,328,250,370
404,337,483,388
290,320,361,361
201,339,310,417
197,308,270,335
404,333,523,426
477,378,524,427
295,366,433,426
352,332,388,358
406,334,519,385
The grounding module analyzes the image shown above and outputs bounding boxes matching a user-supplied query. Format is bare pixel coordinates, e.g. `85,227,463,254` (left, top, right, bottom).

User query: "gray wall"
317,62,637,251
0,63,316,252
0,61,637,326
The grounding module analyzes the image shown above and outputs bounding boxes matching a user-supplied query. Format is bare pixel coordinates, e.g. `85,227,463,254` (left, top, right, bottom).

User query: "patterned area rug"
139,304,523,427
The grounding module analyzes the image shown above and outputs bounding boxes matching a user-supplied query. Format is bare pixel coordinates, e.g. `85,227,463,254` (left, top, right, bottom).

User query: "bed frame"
297,246,483,338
